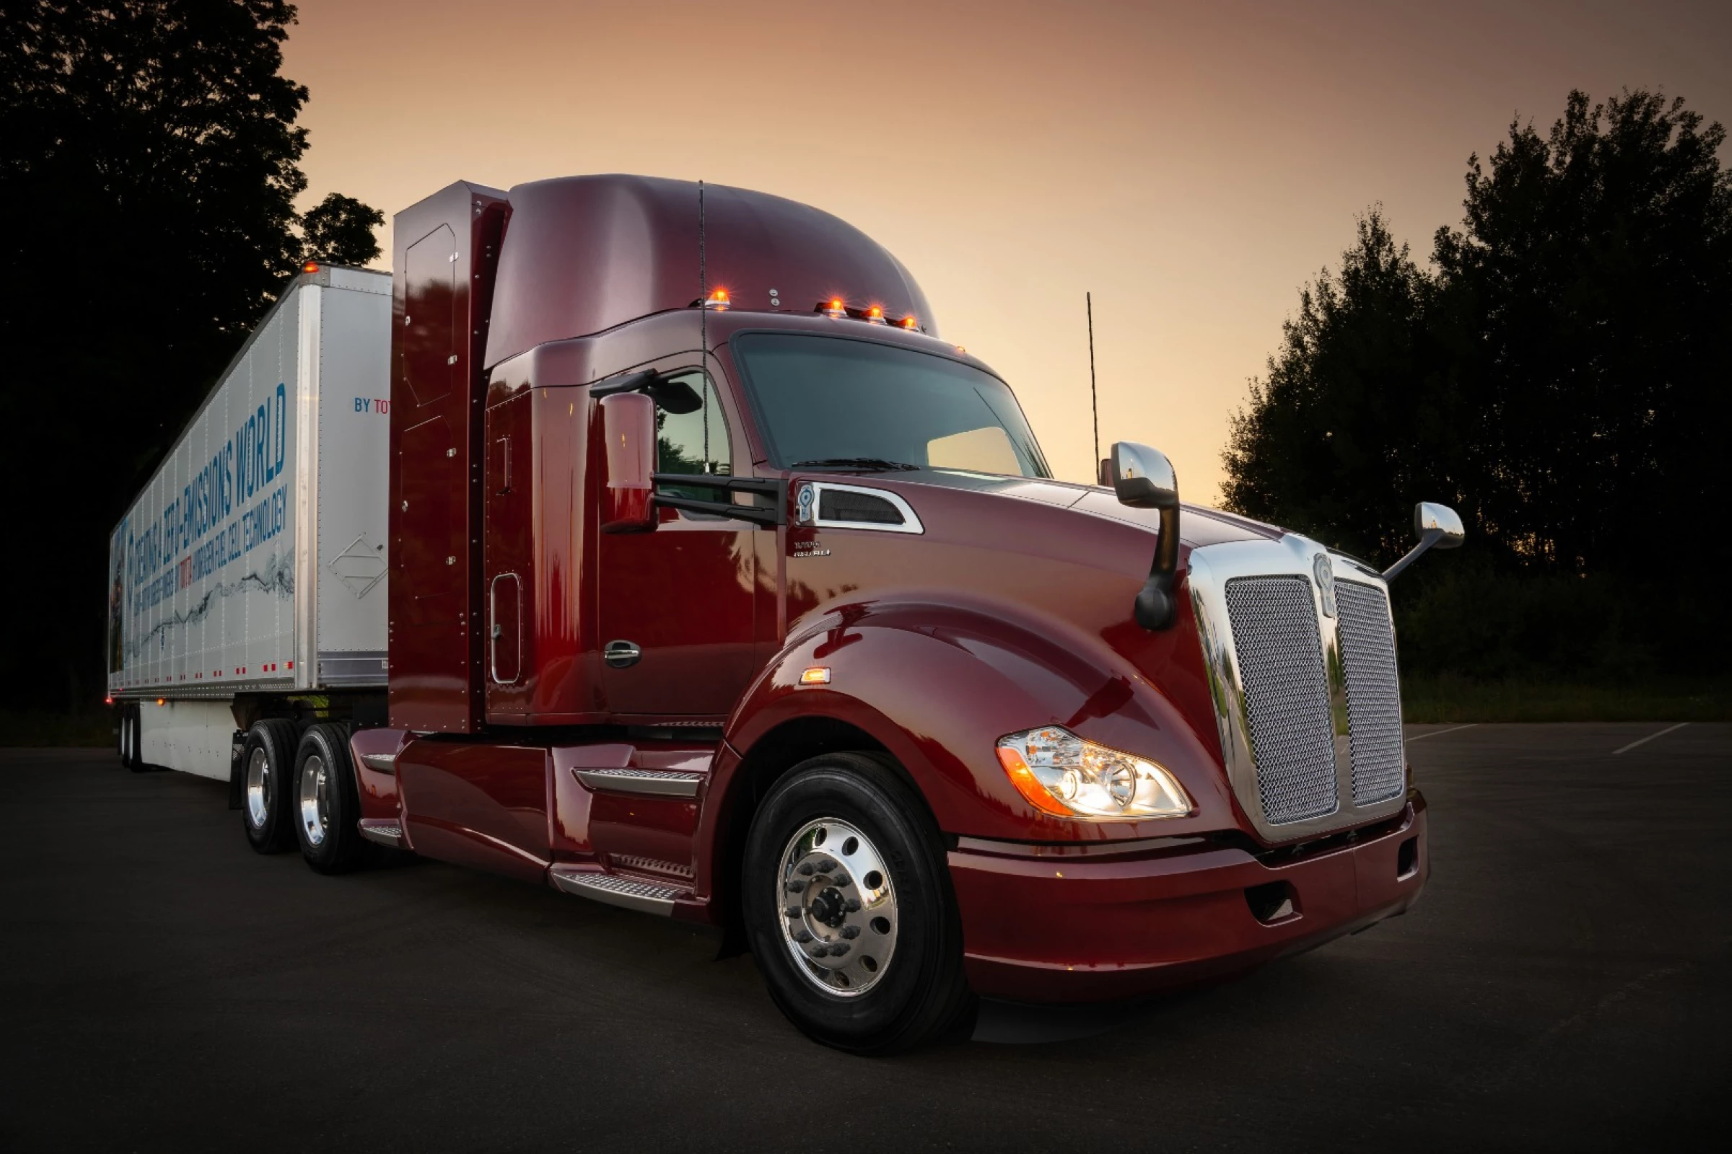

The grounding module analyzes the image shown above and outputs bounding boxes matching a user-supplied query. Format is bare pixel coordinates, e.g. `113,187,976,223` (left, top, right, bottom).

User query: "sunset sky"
283,0,1729,503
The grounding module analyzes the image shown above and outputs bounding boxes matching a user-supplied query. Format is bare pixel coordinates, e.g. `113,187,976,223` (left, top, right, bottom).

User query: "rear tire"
116,705,134,769
240,719,299,854
124,704,150,773
742,753,975,1055
293,723,367,875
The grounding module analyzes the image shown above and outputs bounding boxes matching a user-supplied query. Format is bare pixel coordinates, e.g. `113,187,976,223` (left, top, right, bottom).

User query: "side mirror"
600,392,656,533
1109,442,1181,630
1382,501,1465,581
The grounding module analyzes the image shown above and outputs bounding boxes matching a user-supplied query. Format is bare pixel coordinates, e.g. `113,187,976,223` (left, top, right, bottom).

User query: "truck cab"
302,175,1452,1053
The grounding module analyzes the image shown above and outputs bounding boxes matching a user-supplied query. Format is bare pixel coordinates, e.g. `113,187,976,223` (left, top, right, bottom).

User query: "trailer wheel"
124,704,150,772
742,753,975,1054
241,719,299,853
117,705,135,769
292,723,367,875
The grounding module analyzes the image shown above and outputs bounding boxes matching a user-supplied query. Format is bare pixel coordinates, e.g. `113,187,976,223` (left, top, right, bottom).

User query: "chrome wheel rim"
245,747,270,828
299,754,329,847
776,818,899,997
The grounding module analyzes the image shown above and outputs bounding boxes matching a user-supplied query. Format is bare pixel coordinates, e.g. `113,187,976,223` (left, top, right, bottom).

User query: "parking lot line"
1611,722,1689,756
1407,723,1477,742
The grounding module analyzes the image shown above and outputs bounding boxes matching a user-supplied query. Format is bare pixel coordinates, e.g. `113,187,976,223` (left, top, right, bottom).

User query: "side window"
654,371,731,506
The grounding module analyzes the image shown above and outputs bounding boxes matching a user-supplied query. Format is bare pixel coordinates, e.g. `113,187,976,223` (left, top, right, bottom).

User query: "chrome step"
356,820,405,848
572,767,704,799
549,866,685,915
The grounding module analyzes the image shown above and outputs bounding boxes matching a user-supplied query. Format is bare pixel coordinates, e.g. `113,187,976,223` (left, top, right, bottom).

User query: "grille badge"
1313,552,1338,618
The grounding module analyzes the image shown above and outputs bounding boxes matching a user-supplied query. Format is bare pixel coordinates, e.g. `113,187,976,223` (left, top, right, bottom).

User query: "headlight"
995,726,1192,820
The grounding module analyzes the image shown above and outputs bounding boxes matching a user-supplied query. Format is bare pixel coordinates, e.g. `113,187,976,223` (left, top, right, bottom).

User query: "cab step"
549,865,687,915
357,820,405,848
572,767,704,798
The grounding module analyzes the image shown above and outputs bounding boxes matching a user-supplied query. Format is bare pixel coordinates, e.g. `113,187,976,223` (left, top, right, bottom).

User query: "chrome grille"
1223,577,1338,824
1336,580,1405,805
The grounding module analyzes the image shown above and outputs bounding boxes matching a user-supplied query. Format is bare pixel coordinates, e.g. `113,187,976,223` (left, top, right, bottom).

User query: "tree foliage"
0,1,383,708
1228,90,1731,572
1225,89,1732,678
300,192,384,265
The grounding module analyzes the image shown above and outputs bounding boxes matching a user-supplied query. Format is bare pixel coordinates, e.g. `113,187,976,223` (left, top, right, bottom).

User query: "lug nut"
830,943,851,956
841,925,860,940
785,906,803,919
843,897,861,913
794,929,813,943
797,862,815,876
785,879,805,893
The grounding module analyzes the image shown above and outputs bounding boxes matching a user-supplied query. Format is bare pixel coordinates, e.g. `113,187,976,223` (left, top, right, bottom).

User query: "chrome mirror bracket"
1382,501,1465,582
1110,442,1182,630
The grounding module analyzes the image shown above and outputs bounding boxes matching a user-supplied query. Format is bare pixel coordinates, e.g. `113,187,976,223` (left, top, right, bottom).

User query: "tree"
299,192,383,266
1227,88,1732,579
0,1,382,710
1222,210,1456,564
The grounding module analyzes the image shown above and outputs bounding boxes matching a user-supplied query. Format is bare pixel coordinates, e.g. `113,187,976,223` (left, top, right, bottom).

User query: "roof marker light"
705,288,730,310
865,306,886,325
302,260,320,274
821,298,847,319
900,315,918,330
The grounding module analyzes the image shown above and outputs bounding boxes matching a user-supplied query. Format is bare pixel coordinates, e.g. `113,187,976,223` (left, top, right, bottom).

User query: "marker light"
156,698,166,707
104,696,113,705
995,726,1191,820
302,260,320,274
799,666,832,685
705,288,730,310
865,305,886,325
821,298,847,319
900,316,919,330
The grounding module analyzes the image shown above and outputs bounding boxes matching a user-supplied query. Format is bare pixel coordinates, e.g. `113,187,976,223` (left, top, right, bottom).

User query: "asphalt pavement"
1,723,1725,1152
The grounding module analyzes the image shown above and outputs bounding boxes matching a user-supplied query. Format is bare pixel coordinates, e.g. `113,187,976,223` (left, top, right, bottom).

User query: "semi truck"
107,174,1463,1053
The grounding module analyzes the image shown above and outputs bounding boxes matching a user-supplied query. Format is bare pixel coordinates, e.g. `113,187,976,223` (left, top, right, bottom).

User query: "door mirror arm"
1109,441,1182,630
1382,501,1466,582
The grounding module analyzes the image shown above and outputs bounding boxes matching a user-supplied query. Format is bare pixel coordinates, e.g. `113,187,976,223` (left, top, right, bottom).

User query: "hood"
885,468,1283,550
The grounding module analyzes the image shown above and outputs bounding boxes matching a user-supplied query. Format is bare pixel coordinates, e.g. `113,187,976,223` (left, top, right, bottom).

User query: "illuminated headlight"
995,726,1192,820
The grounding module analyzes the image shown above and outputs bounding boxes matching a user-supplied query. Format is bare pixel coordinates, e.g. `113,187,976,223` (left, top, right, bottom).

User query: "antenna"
1087,291,1100,484
699,180,708,470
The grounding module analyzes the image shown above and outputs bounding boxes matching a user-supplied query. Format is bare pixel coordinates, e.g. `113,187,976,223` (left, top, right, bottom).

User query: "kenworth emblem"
1313,551,1338,618
795,483,816,525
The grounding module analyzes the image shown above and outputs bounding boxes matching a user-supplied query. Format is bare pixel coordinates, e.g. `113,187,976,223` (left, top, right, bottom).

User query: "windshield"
732,333,1052,478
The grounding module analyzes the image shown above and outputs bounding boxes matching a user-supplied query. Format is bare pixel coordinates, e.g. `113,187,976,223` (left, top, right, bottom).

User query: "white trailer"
107,266,391,780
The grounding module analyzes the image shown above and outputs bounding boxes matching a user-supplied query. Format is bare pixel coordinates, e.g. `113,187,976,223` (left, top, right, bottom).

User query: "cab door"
595,367,756,718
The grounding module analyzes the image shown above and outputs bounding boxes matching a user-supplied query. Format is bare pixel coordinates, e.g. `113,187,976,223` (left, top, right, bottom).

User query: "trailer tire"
241,719,300,854
292,723,367,875
117,705,135,769
742,752,976,1055
124,704,150,772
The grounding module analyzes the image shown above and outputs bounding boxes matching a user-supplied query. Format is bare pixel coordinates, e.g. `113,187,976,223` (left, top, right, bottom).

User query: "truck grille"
1223,577,1339,824
1336,580,1405,805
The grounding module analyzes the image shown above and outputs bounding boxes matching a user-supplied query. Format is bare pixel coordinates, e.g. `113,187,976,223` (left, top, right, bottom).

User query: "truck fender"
698,594,1236,903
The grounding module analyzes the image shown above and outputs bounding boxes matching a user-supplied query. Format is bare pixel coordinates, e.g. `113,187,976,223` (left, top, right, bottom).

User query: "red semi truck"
110,175,1463,1052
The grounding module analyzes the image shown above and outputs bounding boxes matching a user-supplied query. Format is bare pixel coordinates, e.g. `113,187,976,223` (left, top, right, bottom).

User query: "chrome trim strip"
356,820,403,848
295,285,321,692
799,481,925,534
548,867,682,915
1188,534,1409,844
572,767,704,798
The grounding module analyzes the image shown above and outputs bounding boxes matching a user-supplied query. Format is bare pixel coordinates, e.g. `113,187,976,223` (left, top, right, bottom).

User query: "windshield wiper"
789,457,921,472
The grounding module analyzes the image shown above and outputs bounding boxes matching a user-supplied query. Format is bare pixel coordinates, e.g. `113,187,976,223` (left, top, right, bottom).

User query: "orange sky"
283,0,1730,503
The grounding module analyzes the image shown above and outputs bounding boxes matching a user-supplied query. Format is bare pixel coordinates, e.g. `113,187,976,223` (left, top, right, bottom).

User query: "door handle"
604,640,642,669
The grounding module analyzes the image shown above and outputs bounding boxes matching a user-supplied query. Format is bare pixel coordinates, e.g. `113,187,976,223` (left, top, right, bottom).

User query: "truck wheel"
292,723,367,875
241,719,299,854
742,752,975,1054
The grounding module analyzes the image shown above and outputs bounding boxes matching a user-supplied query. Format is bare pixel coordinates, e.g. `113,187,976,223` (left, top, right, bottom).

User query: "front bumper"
948,793,1428,1002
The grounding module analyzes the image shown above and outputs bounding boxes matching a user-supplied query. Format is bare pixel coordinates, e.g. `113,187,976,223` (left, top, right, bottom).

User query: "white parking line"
1612,722,1688,756
1406,723,1477,742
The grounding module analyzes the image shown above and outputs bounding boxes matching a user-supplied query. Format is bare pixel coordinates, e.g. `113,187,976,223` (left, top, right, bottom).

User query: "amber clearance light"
302,260,320,274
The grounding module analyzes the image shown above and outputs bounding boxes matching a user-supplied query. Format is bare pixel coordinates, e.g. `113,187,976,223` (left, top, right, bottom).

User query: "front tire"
743,753,975,1054
292,723,367,875
241,719,299,854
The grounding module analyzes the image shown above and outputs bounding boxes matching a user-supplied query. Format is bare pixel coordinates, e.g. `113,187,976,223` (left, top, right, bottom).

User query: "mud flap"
227,730,246,810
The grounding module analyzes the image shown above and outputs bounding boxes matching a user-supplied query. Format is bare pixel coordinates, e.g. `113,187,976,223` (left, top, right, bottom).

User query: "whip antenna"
1087,292,1100,484
700,180,709,470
